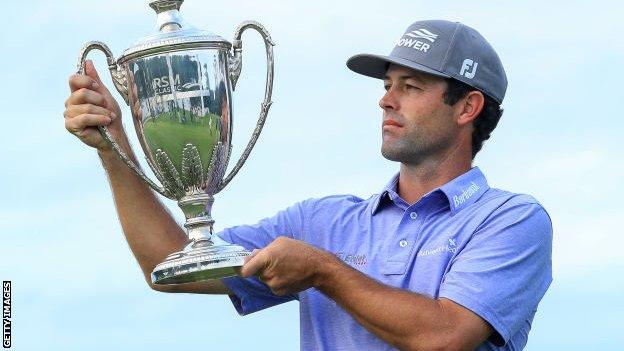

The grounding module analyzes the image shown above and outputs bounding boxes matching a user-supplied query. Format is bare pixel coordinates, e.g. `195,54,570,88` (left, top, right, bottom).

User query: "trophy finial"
150,0,188,32
149,0,183,14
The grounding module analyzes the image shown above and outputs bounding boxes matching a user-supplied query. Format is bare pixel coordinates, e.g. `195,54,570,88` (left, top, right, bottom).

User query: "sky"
0,0,622,349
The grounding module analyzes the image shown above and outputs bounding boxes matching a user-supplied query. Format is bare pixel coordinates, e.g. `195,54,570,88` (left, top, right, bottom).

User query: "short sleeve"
438,200,553,345
216,199,312,315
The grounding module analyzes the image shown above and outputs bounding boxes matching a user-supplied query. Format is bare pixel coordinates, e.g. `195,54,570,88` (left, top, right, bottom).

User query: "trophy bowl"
76,0,274,284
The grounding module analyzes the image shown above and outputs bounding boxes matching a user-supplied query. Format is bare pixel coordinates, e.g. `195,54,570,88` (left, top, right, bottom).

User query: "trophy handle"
77,41,170,198
218,21,275,193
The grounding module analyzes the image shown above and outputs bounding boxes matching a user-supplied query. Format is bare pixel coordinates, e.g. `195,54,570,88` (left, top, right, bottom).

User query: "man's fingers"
65,113,112,134
73,127,100,139
240,250,269,278
68,61,112,103
64,104,114,120
243,249,261,264
66,88,107,108
68,73,98,93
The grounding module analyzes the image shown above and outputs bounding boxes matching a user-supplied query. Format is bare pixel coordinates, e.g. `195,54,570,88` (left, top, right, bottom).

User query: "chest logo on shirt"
334,252,367,266
417,238,458,257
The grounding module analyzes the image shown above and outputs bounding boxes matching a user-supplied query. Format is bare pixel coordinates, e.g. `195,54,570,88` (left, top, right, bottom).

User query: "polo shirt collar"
439,166,489,215
371,167,489,215
371,174,400,215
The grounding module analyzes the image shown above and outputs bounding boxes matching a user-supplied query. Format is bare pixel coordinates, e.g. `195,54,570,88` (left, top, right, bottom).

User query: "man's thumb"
84,60,112,94
84,60,105,85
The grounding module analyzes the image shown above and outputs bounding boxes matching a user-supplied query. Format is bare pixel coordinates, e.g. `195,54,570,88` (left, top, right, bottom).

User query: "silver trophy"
76,0,274,285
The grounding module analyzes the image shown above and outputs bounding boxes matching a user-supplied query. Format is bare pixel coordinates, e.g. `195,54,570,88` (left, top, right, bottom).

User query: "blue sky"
1,0,622,349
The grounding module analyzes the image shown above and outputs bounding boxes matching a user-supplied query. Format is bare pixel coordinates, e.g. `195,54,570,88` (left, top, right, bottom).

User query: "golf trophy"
76,0,274,284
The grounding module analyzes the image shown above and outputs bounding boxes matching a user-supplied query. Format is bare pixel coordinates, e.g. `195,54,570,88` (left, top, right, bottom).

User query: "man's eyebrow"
382,74,427,84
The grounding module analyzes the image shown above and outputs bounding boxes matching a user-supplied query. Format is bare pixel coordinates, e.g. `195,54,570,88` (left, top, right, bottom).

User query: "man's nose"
379,88,399,111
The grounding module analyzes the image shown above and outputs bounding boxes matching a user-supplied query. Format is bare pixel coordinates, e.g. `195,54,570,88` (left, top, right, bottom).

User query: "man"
64,20,552,350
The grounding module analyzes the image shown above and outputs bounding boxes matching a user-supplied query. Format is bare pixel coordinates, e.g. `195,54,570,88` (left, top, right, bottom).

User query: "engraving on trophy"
76,0,274,285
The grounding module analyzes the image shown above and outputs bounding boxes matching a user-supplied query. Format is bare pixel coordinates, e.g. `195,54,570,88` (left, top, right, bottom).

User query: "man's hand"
240,237,339,296
64,60,124,152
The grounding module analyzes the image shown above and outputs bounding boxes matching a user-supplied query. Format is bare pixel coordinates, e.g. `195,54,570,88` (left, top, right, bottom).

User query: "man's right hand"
64,60,124,152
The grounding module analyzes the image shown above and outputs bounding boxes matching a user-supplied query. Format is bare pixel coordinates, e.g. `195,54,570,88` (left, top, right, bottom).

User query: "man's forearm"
241,237,490,348
98,136,230,295
315,258,471,350
98,136,188,285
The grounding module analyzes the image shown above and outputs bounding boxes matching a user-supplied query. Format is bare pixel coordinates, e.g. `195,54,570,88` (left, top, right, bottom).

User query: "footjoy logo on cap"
396,28,438,52
460,58,478,79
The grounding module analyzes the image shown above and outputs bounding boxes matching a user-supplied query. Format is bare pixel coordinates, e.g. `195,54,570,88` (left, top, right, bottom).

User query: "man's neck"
397,144,472,205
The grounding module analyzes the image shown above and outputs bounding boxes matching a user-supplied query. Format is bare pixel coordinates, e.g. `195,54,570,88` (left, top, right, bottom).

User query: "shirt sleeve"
438,199,553,346
216,199,311,315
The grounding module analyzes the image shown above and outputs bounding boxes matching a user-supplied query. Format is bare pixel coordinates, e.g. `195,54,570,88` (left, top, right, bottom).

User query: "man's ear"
456,91,485,126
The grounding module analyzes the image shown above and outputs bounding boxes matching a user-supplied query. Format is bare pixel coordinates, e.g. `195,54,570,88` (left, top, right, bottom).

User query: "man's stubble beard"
381,125,454,166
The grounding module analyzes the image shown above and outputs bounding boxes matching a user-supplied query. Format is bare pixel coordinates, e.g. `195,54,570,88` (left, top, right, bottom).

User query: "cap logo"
396,28,438,53
460,58,478,79
405,28,438,42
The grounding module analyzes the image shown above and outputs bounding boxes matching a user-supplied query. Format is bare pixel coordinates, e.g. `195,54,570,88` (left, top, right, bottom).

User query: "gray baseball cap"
347,20,507,104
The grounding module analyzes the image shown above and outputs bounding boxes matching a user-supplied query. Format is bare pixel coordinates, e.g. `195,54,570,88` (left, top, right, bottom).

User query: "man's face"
380,64,459,165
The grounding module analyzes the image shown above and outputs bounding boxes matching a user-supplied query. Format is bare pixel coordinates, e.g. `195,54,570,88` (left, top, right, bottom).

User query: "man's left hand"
239,237,338,296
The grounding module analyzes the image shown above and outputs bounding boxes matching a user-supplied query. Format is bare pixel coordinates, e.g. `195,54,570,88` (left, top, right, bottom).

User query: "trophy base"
151,240,250,285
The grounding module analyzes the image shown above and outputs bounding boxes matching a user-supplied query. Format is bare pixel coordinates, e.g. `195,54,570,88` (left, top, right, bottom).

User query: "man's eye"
383,85,391,91
406,84,420,90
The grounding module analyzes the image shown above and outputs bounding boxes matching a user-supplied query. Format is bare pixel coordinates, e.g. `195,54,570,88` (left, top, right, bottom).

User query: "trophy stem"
178,193,215,235
150,193,250,285
186,225,220,245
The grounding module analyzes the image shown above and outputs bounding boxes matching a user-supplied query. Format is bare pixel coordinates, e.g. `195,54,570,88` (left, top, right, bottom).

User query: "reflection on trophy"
76,0,274,285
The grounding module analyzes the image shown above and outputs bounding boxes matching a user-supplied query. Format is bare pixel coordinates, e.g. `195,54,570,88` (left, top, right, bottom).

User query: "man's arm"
316,256,491,351
99,147,230,295
65,61,229,294
242,237,490,351
242,202,552,349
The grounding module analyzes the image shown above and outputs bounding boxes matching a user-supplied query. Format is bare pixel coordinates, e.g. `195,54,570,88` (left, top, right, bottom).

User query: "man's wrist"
312,250,345,290
97,134,133,166
97,147,115,159
97,147,124,170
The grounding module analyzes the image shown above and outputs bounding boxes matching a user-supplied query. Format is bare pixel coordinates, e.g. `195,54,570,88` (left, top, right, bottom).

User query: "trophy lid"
118,0,231,63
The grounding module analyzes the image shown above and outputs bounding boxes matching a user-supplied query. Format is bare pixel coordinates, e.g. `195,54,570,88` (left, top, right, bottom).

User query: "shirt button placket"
399,211,418,249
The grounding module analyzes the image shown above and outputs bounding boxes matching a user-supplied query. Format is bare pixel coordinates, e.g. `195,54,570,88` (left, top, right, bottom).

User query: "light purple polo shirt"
218,167,553,350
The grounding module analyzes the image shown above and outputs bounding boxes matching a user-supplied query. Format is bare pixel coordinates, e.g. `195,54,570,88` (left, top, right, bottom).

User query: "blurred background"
0,0,621,349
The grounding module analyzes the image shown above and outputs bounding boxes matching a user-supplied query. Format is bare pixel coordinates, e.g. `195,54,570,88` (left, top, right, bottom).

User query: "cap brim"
346,53,450,80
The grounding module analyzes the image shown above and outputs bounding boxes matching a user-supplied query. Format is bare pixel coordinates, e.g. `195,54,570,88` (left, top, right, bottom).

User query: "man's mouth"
382,119,403,128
